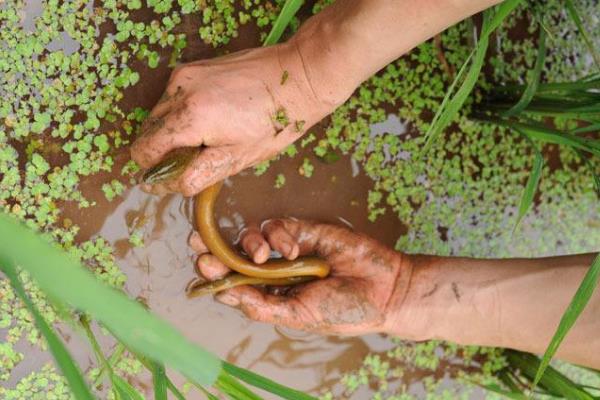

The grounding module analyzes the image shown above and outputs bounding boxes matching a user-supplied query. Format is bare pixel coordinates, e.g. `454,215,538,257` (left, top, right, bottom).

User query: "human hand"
189,219,413,336
131,40,350,196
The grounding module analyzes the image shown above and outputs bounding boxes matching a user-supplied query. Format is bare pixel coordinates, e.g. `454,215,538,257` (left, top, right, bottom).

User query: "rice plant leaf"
502,27,546,117
488,118,600,157
571,122,600,135
533,254,600,390
564,0,600,70
224,362,317,400
483,0,525,36
1,266,95,400
216,373,263,400
152,362,168,400
506,351,595,399
513,135,543,231
0,212,222,387
422,31,489,154
113,374,145,400
80,317,146,400
166,379,187,400
481,383,528,400
263,0,304,46
423,0,525,154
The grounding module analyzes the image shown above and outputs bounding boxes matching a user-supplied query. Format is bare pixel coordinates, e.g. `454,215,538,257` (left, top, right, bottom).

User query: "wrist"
286,7,364,111
385,255,505,346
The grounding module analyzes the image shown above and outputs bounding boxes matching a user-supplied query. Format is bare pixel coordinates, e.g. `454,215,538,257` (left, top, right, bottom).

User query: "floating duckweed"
299,157,314,177
274,173,286,189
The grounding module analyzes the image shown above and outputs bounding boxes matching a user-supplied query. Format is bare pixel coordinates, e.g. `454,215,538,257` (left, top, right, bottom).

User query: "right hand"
131,40,347,197
189,219,414,336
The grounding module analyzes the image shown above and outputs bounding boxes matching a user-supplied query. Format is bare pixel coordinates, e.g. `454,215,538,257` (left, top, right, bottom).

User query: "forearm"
289,0,502,106
388,253,600,369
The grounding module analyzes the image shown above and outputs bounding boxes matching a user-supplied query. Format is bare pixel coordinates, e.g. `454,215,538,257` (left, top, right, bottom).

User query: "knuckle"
169,65,189,84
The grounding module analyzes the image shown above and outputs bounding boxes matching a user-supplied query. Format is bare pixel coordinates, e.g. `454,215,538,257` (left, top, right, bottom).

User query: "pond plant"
0,0,599,399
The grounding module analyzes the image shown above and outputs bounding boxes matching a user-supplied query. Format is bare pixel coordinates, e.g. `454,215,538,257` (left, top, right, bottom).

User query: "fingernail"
216,292,240,307
248,241,261,255
280,242,292,256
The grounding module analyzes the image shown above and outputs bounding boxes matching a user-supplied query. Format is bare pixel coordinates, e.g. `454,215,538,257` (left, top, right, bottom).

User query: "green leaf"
152,362,168,400
502,27,546,117
166,379,187,400
1,267,95,400
422,1,524,154
0,212,222,387
263,0,304,46
506,351,595,400
215,373,262,400
482,0,524,36
481,383,528,400
113,374,145,400
533,254,600,390
224,362,317,400
564,0,600,70
81,317,145,400
513,133,544,231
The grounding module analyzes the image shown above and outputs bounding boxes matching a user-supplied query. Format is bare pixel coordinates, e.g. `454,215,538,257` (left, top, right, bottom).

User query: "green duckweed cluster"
1,0,599,398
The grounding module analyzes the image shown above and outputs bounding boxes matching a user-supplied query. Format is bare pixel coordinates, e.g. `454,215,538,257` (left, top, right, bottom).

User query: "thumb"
144,147,235,197
215,286,318,330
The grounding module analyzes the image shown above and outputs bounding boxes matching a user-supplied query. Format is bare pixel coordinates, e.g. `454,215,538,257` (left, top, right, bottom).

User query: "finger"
131,108,202,169
240,225,270,264
150,85,185,119
266,219,354,260
215,286,317,330
196,254,230,280
188,231,208,254
167,147,236,197
261,220,299,260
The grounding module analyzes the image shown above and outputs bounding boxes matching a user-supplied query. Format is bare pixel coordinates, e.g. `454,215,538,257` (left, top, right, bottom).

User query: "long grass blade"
81,317,146,400
502,27,546,117
216,373,263,400
476,117,600,157
0,212,222,387
112,374,145,400
1,266,95,400
152,362,168,400
263,0,304,46
506,351,595,399
223,362,317,400
481,383,528,400
512,132,544,231
572,122,600,135
533,254,600,390
422,22,489,154
564,0,600,70
422,1,525,154
166,379,187,400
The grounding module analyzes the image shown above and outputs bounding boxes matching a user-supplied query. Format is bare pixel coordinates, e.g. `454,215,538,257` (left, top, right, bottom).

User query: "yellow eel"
142,148,330,297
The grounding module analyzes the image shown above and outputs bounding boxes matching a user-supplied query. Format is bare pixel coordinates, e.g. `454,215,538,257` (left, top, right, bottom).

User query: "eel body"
142,149,330,297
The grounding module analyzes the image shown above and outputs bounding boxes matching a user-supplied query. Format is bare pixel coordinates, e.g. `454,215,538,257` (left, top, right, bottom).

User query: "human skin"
190,221,600,370
131,0,501,195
